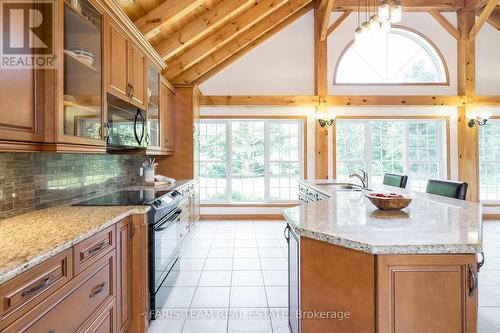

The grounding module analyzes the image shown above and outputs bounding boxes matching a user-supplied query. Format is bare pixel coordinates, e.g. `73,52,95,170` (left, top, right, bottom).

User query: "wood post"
314,0,329,179
457,9,479,202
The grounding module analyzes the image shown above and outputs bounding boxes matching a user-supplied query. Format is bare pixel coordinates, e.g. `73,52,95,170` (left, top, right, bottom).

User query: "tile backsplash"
0,153,144,219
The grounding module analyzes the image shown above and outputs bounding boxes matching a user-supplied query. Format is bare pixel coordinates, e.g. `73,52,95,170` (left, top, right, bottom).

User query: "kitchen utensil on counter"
365,192,412,210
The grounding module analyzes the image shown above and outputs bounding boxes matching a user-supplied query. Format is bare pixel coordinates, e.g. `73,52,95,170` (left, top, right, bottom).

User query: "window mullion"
226,120,232,203
365,121,372,186
264,121,270,202
404,121,409,188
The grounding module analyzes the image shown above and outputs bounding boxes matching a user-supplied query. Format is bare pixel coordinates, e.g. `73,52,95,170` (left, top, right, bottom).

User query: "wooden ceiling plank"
200,95,320,106
134,0,205,40
154,0,254,60
429,10,460,39
193,3,313,85
469,0,497,38
172,0,312,84
487,7,500,30
319,0,335,40
162,0,287,79
326,10,352,36
330,0,465,11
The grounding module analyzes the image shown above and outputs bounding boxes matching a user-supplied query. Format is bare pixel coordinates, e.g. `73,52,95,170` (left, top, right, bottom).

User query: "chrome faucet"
349,169,369,188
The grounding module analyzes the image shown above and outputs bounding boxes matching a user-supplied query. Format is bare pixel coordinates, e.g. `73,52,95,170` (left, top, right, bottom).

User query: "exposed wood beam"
330,0,465,11
314,0,329,180
162,0,287,79
326,95,466,106
194,3,313,85
154,0,254,60
475,95,500,105
466,0,489,10
200,95,320,106
134,0,205,40
487,8,500,30
319,0,335,40
457,8,479,202
327,10,352,36
172,0,312,84
469,0,498,38
200,95,467,106
429,10,460,39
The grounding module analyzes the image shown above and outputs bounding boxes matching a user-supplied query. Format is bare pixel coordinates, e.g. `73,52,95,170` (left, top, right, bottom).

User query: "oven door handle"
154,210,182,231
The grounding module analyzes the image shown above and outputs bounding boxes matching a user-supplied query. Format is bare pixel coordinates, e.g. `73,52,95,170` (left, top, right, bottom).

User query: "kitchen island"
283,180,482,333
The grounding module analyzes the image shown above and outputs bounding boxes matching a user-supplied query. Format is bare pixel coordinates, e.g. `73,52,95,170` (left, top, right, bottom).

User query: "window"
199,119,304,202
479,119,500,202
335,28,448,85
336,119,447,191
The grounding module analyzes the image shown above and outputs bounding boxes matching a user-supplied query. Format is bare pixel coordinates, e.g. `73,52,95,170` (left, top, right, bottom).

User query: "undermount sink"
313,182,364,191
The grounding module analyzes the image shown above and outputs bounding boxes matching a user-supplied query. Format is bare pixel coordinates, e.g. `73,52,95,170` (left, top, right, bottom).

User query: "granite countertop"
283,180,483,255
0,204,150,285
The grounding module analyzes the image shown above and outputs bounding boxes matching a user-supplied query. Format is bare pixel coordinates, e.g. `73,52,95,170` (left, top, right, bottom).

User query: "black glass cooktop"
75,190,171,206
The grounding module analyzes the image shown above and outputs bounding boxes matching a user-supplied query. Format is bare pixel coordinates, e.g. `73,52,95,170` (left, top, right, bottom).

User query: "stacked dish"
70,48,95,66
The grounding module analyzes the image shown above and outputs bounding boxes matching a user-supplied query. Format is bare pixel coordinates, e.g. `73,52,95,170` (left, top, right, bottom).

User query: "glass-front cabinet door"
62,0,103,143
147,64,160,151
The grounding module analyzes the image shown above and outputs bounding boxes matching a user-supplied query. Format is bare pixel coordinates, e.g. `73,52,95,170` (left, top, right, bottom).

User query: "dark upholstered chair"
425,179,468,200
383,173,408,189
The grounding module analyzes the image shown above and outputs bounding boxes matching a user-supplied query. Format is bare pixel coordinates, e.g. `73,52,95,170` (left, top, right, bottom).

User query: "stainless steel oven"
106,94,146,151
149,207,183,317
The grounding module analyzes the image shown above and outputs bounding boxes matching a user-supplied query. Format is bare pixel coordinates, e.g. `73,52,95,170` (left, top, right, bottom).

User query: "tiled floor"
148,220,500,333
479,221,500,333
148,220,289,333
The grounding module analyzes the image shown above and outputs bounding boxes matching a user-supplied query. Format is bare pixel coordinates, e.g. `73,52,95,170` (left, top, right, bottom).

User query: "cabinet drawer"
8,252,115,333
0,249,72,328
80,299,116,333
74,226,115,275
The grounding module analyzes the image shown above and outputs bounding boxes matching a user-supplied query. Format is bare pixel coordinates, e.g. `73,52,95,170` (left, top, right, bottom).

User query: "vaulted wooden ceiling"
116,0,500,85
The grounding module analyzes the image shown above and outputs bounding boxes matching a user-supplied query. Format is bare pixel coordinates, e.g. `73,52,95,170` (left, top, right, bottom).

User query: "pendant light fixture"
353,0,403,45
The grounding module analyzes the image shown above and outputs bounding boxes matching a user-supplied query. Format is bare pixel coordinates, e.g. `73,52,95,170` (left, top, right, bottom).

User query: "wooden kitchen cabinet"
0,215,149,333
117,218,132,333
160,78,176,154
106,19,146,109
377,254,478,333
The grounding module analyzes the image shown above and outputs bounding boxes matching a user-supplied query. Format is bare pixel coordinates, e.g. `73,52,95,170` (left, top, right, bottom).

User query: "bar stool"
383,173,408,188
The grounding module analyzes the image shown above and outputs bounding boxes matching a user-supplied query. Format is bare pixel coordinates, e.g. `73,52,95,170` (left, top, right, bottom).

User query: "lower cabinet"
285,225,300,333
0,215,146,333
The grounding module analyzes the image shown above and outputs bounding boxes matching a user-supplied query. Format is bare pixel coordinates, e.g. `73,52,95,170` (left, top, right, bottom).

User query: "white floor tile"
257,239,282,248
181,248,210,258
230,287,268,308
234,239,258,248
227,308,272,333
215,232,235,240
148,314,186,333
258,247,285,258
234,248,259,258
205,258,233,271
191,287,231,308
212,239,235,248
183,317,228,333
209,248,234,258
479,307,500,329
262,271,288,286
199,271,232,287
266,287,288,307
478,317,500,333
233,258,261,271
157,287,196,308
260,258,287,271
188,239,213,248
231,271,264,286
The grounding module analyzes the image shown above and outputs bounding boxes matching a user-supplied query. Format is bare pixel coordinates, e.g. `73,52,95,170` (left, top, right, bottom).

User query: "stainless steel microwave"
106,94,146,151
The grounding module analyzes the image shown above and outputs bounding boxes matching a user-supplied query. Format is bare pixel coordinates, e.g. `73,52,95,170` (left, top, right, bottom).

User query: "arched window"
334,27,449,85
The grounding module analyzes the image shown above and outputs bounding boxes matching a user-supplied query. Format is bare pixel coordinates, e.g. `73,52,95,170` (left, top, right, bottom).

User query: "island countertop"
283,179,483,255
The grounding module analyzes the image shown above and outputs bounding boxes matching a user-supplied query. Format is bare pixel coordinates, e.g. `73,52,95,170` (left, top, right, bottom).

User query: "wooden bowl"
365,193,412,211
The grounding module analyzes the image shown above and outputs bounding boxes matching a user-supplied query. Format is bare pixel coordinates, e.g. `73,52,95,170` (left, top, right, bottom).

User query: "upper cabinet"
161,79,175,155
0,0,168,153
106,20,146,110
61,0,105,147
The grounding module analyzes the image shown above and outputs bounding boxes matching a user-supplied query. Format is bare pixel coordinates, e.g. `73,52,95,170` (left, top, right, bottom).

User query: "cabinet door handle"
130,84,135,98
21,274,53,298
89,282,106,298
284,225,290,242
88,241,106,255
468,263,478,297
129,223,135,239
126,83,131,98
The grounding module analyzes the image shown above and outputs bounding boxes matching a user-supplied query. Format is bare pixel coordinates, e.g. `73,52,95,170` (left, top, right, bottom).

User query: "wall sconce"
316,111,336,128
467,111,491,128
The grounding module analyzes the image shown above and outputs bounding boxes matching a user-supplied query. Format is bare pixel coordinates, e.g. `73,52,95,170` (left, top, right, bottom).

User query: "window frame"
334,116,450,191
333,26,450,86
479,117,500,204
199,116,307,204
